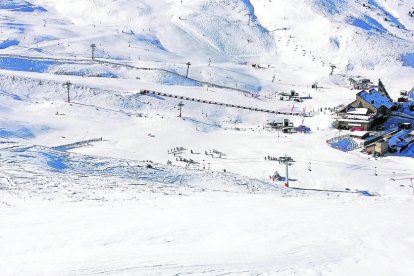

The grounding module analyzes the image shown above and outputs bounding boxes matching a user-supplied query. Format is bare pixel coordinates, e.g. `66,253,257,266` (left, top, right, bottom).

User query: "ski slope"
1,0,414,275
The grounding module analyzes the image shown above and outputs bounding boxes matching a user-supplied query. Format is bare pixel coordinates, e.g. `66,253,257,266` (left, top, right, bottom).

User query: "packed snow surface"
1,0,414,275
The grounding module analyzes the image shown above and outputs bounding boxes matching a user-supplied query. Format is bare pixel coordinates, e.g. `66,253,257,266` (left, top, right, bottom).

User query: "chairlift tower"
185,62,191,78
246,13,251,26
329,64,336,75
279,154,294,187
90,43,97,60
178,101,184,117
63,81,72,103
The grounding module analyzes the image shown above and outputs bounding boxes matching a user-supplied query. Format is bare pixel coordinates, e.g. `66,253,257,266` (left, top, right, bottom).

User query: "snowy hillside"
1,0,414,275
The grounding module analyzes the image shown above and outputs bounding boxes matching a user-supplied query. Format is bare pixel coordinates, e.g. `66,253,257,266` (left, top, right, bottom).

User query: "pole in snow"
90,43,96,60
178,101,184,117
185,62,191,78
278,154,294,187
330,64,336,75
63,81,72,103
285,155,289,187
246,13,251,26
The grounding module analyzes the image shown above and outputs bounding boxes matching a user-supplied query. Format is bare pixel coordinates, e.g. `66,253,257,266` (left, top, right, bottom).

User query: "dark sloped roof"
358,89,393,109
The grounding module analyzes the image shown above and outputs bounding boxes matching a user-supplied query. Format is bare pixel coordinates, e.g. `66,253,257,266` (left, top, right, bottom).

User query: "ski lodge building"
336,87,394,131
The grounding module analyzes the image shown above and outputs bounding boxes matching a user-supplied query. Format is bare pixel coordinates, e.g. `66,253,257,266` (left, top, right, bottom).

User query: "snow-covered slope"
252,0,414,71
1,0,414,275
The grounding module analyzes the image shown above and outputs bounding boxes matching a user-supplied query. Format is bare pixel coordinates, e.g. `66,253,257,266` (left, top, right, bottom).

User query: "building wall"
375,141,389,154
354,95,378,113
336,92,391,131
337,121,370,130
377,106,391,116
